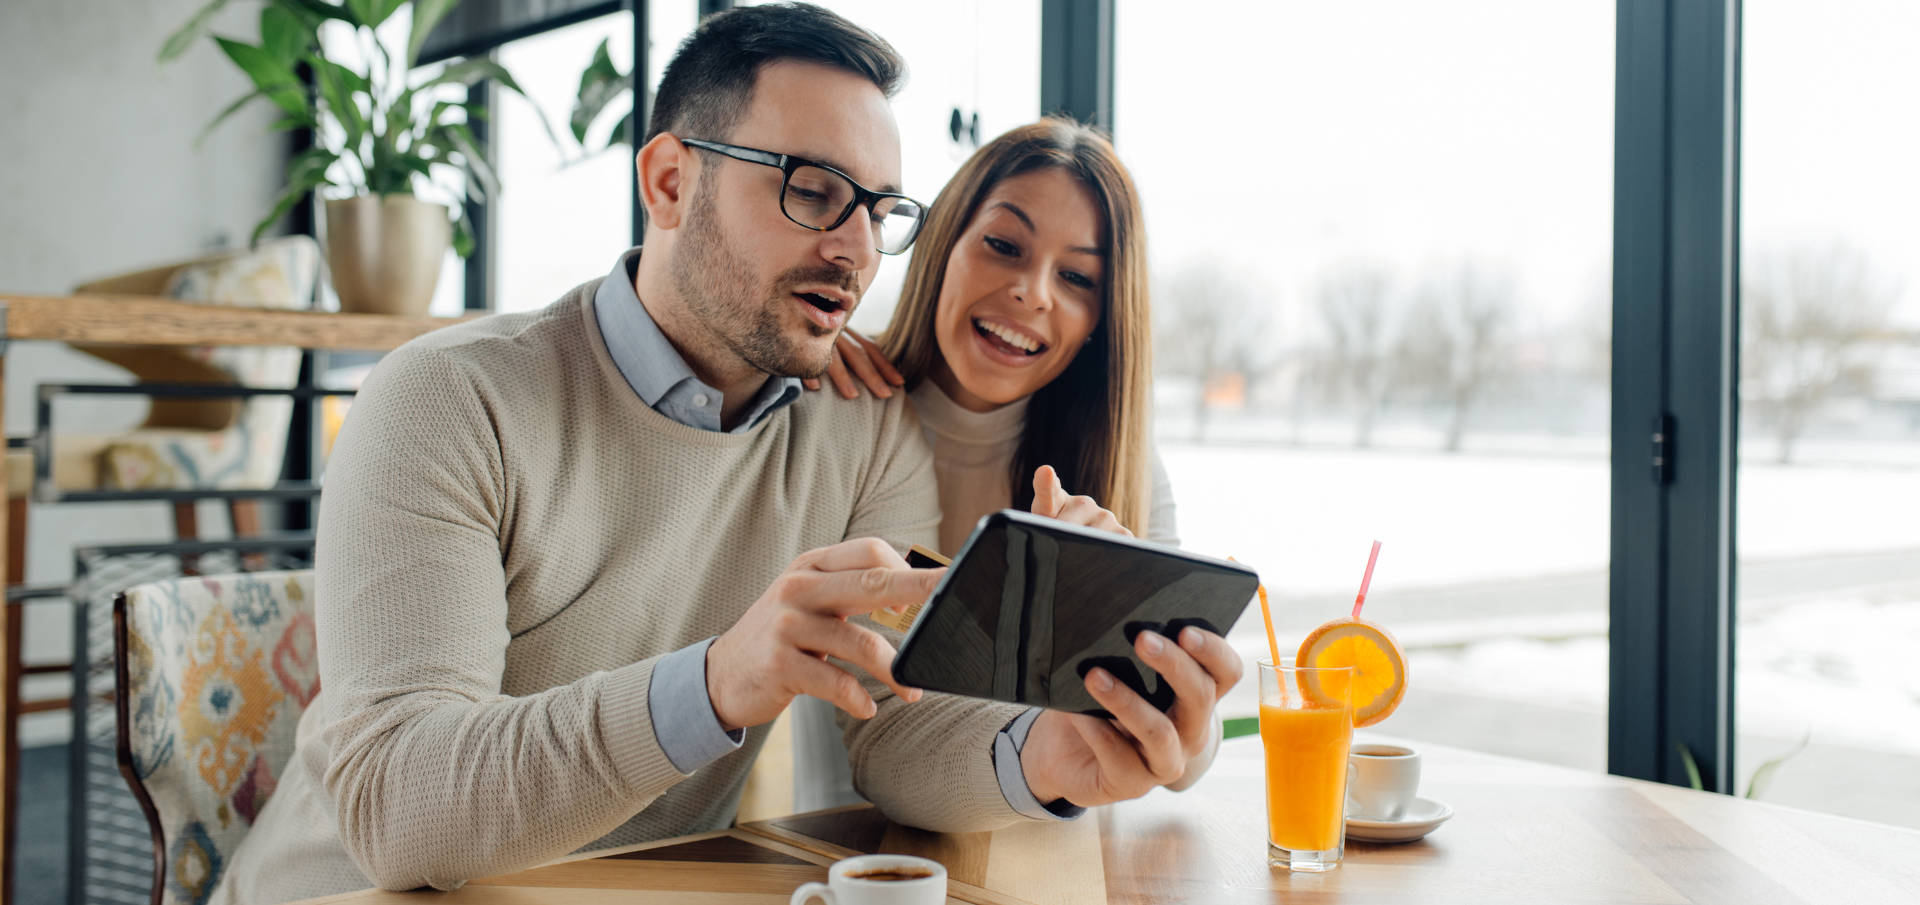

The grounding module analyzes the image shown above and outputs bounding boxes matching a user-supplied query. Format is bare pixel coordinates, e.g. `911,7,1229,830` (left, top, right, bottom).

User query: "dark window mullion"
1040,0,1115,133
465,76,495,312
1609,0,1741,793
631,0,651,246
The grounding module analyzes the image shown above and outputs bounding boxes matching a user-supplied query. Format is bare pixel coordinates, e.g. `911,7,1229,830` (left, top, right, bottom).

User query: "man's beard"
669,180,861,380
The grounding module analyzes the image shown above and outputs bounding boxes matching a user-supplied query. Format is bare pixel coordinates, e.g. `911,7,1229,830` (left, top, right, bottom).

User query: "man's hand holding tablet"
706,538,937,732
1020,624,1242,807
1023,463,1243,804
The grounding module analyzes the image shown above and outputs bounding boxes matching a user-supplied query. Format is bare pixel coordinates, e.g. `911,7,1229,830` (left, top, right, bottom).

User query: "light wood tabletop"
292,732,1920,905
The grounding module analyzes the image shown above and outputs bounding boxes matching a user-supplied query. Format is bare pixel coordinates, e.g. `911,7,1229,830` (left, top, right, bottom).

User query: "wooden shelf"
0,293,477,351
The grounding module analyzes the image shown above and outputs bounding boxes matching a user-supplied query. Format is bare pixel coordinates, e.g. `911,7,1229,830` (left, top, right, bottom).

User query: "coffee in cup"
848,868,934,882
792,854,947,905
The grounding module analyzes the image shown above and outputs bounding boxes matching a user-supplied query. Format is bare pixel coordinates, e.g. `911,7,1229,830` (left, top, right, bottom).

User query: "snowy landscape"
1165,436,1920,825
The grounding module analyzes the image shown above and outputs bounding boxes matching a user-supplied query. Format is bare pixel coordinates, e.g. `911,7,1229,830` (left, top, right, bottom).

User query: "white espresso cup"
1347,743,1422,821
791,854,948,905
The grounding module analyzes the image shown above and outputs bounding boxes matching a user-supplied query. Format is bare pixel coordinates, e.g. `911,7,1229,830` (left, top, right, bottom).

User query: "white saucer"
1345,797,1453,843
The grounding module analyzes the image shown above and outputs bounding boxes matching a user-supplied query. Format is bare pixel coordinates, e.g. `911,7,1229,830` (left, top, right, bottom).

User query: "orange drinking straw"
1233,558,1283,666
1256,582,1280,666
1352,540,1383,620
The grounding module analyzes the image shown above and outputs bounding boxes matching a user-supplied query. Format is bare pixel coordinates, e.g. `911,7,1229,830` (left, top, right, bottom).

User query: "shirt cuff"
648,637,745,774
992,708,1086,821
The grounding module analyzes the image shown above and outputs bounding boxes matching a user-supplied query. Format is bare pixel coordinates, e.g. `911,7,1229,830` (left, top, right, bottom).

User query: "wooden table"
296,733,1920,905
0,293,472,901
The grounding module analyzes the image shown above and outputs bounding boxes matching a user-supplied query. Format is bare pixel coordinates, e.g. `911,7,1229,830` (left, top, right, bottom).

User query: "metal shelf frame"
25,381,353,505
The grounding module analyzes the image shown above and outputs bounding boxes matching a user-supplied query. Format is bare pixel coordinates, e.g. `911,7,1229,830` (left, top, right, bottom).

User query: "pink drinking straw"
1352,541,1383,620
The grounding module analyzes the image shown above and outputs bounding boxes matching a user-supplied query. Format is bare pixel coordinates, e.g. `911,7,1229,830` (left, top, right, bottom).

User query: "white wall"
0,0,287,744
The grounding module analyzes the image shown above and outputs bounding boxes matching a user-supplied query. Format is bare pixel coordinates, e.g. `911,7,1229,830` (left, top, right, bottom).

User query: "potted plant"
162,0,535,315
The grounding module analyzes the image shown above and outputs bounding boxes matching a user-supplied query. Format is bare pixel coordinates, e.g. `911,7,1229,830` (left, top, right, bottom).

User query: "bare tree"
1396,261,1517,452
1574,272,1612,386
1743,244,1893,463
1155,262,1279,441
1314,263,1400,447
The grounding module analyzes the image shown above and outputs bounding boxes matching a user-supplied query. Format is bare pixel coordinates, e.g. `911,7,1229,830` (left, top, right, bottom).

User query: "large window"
1116,0,1616,771
1737,0,1920,829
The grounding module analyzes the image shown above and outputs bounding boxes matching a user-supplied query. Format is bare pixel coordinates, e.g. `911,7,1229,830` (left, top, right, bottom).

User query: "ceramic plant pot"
324,194,451,316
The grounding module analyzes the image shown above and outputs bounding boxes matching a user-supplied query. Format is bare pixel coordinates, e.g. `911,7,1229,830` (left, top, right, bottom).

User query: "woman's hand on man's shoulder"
802,328,904,399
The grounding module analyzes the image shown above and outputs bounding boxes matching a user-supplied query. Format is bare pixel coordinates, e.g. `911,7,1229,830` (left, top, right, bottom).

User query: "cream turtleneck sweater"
790,380,1202,815
909,379,1180,555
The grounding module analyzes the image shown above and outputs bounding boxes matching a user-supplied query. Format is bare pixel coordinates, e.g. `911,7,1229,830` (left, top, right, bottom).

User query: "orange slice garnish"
1295,617,1407,727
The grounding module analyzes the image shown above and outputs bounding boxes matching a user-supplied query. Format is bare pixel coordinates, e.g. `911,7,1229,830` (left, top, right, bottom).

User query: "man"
221,5,1239,901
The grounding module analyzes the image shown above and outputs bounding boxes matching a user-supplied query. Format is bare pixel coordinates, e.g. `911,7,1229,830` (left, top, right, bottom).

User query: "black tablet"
892,510,1260,717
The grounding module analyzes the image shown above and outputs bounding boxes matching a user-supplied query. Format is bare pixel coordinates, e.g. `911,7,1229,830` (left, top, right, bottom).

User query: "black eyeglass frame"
681,138,928,255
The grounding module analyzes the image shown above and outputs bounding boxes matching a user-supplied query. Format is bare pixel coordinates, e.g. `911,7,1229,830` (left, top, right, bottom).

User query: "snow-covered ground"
1160,443,1920,594
1161,445,1611,593
1408,585,1920,755
1165,443,1920,758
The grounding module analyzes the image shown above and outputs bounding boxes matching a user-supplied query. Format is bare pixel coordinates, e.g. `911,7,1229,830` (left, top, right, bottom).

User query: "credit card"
871,544,949,632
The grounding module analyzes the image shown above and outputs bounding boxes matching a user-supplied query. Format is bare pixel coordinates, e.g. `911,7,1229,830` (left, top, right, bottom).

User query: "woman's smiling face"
930,167,1107,412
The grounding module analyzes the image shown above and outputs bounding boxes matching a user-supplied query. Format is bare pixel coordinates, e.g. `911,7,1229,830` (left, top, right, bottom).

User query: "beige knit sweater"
218,282,1030,903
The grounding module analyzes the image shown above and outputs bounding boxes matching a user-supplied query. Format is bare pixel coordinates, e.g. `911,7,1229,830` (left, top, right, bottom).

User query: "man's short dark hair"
646,3,905,145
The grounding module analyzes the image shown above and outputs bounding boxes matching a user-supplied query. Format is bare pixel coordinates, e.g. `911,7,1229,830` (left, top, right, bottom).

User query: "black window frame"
1610,0,1742,792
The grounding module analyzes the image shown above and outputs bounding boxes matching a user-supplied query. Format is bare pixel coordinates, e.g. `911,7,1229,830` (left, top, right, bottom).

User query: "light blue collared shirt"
599,249,1077,820
595,249,801,435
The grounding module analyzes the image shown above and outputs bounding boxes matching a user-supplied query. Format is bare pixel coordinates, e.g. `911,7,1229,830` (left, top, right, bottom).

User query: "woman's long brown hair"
879,118,1154,535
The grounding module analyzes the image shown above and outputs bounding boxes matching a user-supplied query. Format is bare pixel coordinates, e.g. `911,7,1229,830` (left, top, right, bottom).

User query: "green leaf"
1674,742,1705,792
159,0,235,63
570,37,628,144
314,55,370,138
311,58,368,149
259,3,315,63
251,148,338,246
287,146,340,183
282,0,359,26
344,0,407,29
451,209,475,258
426,56,521,92
607,110,633,149
215,37,309,116
194,89,265,148
398,152,436,180
1221,717,1257,740
408,0,463,66
436,121,497,200
1743,733,1810,800
267,113,316,133
423,99,460,133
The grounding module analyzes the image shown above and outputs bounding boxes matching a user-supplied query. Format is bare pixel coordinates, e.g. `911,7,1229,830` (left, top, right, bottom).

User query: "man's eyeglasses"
682,139,928,255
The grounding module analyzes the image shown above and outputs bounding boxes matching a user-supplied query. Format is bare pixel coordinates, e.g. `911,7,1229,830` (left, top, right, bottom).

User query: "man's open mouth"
797,292,844,314
974,318,1047,356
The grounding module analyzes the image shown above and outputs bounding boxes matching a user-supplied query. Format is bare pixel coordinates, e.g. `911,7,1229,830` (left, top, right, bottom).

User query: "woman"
813,118,1173,552
793,119,1229,814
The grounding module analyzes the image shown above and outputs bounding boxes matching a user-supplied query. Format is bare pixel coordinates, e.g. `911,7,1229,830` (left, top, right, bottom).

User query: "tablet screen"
894,510,1260,716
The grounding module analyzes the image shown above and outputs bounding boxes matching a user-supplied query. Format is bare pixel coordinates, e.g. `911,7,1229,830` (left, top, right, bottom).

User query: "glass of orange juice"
1259,659,1354,871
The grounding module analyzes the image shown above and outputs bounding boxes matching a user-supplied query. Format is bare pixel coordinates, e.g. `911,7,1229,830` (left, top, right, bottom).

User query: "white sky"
1744,0,1920,326
1117,0,1616,338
